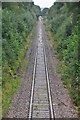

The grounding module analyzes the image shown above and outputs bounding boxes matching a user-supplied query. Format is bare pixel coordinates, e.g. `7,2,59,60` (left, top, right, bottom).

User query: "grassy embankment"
0,2,2,119
43,2,80,116
2,2,40,115
2,28,35,115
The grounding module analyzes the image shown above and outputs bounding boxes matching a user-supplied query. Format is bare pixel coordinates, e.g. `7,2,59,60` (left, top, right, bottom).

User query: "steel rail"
28,50,37,118
43,42,54,119
28,20,54,119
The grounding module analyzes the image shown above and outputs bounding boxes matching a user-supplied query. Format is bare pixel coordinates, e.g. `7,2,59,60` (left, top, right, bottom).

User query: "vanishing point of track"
28,17,55,119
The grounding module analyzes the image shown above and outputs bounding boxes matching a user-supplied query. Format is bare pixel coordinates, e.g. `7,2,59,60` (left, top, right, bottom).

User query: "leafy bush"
2,2,40,115
43,2,80,114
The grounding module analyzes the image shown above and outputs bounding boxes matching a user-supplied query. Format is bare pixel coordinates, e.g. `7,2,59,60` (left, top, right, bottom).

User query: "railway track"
28,17,54,119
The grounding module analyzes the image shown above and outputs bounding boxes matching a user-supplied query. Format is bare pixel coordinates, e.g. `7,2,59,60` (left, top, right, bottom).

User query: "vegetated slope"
0,3,2,119
43,2,80,115
0,3,1,84
2,2,40,115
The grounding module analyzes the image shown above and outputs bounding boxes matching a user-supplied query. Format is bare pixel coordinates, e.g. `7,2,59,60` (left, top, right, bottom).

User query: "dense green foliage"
2,2,40,114
41,8,48,16
43,2,80,114
2,2,40,76
0,3,2,119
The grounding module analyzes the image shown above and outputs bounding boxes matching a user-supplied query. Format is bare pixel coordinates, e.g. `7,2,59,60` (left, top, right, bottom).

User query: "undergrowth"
43,3,80,116
2,2,40,116
2,26,35,116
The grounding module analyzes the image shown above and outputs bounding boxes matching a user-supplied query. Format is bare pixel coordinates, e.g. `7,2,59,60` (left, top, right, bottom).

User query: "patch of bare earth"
42,23,78,118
